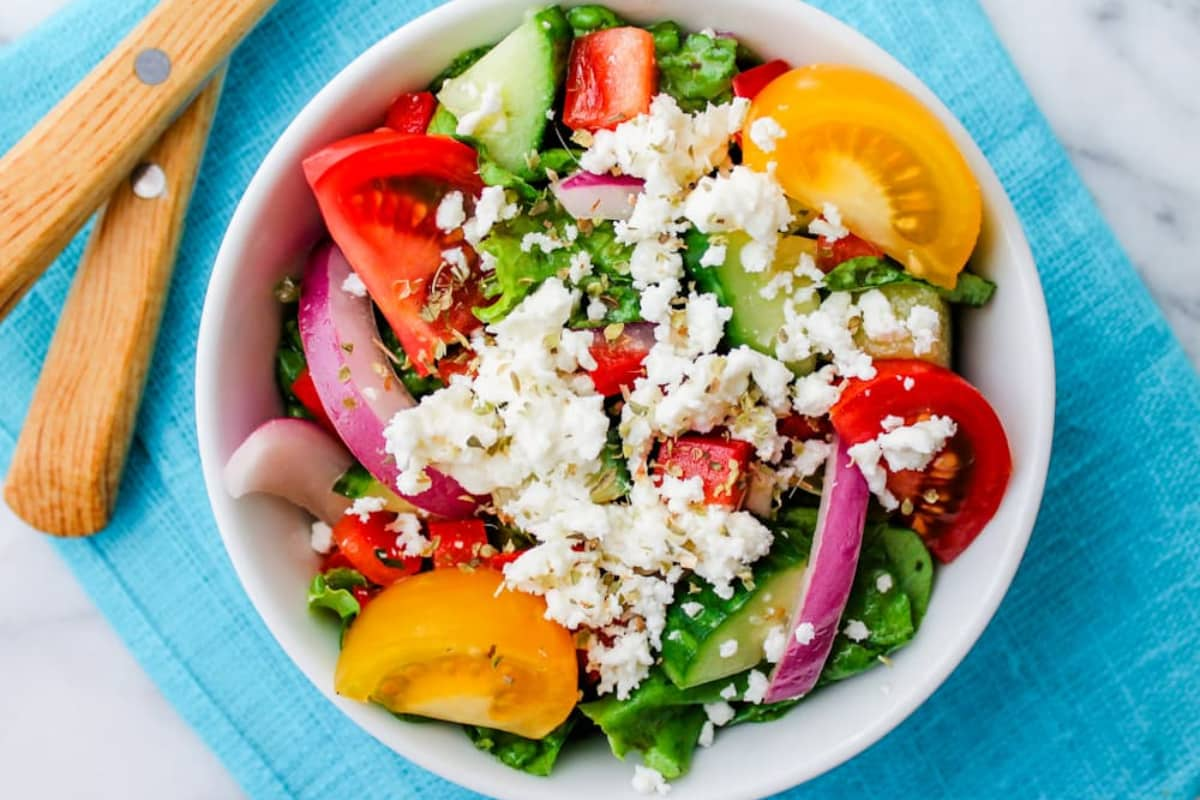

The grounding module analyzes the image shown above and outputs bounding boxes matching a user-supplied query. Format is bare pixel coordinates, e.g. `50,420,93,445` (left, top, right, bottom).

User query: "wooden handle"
4,74,225,537
0,0,275,322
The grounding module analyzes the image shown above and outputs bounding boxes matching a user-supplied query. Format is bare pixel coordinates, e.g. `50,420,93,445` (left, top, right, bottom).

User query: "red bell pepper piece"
564,27,658,131
816,231,886,272
733,59,791,100
655,434,755,508
429,519,490,569
488,549,527,571
586,325,655,397
385,91,437,134
290,367,336,435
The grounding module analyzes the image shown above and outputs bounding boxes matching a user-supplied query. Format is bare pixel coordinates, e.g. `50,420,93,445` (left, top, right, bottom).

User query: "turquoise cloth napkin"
2,1,1198,797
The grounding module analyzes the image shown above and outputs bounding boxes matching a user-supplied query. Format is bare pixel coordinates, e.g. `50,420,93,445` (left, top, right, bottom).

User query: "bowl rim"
196,1,1056,797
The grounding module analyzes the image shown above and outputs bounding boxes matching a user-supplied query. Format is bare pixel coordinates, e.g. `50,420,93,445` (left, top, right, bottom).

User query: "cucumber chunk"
436,6,571,177
853,282,952,367
684,231,819,375
662,510,816,689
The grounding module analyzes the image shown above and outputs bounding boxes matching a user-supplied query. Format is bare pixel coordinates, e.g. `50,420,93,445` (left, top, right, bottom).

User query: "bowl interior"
196,2,1055,798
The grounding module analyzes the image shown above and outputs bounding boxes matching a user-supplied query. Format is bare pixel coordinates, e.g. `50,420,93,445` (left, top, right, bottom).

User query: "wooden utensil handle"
4,73,225,537
0,0,275,323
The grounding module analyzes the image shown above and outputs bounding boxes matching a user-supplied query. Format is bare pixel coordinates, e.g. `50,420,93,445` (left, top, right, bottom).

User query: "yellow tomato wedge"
335,568,578,738
742,64,982,289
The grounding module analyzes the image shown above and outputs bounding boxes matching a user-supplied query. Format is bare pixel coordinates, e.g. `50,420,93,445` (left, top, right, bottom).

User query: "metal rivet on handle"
131,163,167,199
134,48,171,85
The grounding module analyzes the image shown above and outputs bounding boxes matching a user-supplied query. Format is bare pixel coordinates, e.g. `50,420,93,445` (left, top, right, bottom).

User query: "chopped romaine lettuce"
464,716,577,776
647,21,683,56
658,32,739,112
307,568,366,624
825,256,997,307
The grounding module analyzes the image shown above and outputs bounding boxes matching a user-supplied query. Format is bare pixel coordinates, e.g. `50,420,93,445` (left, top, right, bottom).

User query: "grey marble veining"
0,0,1197,797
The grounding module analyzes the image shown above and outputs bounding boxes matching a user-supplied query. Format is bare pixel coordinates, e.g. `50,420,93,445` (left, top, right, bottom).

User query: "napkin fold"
1,1,1197,798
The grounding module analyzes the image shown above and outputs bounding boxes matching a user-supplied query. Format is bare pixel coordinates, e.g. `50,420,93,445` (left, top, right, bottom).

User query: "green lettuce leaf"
464,716,577,776
307,568,367,625
824,257,997,307
647,21,683,56
658,33,739,112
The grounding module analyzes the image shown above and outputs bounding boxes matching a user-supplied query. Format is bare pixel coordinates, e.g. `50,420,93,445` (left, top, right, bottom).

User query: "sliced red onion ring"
551,172,644,221
224,418,353,526
298,243,478,518
765,435,870,703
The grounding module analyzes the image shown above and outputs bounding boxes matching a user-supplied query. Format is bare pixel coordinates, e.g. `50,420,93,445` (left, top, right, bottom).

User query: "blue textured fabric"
2,1,1198,798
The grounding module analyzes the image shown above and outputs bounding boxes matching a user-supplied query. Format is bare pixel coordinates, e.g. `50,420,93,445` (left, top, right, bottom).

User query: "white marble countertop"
1,1,1197,797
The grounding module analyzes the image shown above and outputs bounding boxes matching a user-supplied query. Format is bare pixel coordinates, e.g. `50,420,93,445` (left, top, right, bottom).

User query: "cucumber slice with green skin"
436,6,571,177
853,283,952,367
684,230,819,376
662,511,816,689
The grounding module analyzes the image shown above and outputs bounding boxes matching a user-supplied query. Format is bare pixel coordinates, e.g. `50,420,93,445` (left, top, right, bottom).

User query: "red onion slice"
224,418,353,525
298,243,478,518
764,435,870,703
551,172,644,221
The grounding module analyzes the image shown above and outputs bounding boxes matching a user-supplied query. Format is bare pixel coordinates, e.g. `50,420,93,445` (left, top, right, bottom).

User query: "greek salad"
225,4,1012,793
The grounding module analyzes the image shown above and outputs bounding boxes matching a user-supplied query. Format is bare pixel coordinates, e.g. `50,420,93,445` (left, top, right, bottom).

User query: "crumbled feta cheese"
462,186,518,245
704,701,736,727
632,765,671,796
387,513,430,557
681,601,704,618
903,376,916,391
847,415,958,509
906,305,941,355
698,720,716,748
876,573,894,593
683,166,792,274
759,271,794,301
345,496,386,523
791,365,842,417
719,683,738,701
441,246,468,274
809,202,849,241
639,278,680,324
586,297,608,322
763,624,787,663
748,116,787,153
794,621,816,644
719,639,739,658
743,669,770,704
858,289,908,342
309,521,333,554
521,231,565,254
579,94,749,196
777,291,875,380
455,81,505,136
340,272,367,298
844,619,871,642
435,190,466,232
567,250,594,283
699,242,727,268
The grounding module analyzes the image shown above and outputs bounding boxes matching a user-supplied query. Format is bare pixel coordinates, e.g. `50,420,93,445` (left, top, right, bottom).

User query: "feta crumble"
681,601,705,618
794,621,816,645
345,496,386,523
809,202,849,241
441,246,468,274
704,701,736,727
462,185,518,245
719,683,738,701
388,513,430,558
520,231,565,254
698,720,716,748
763,624,787,663
876,573,894,593
683,165,792,274
748,115,787,153
455,81,505,136
435,190,466,232
719,639,739,658
743,669,770,704
847,415,958,510
309,521,333,554
632,765,671,796
699,242,727,268
340,272,368,298
844,619,871,642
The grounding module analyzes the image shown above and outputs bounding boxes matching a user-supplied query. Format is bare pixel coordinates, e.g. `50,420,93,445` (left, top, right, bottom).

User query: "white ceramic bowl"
197,1,1055,797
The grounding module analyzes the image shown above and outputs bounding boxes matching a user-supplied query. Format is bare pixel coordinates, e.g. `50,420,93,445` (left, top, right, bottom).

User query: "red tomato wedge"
830,360,1012,562
429,518,490,569
564,27,657,131
777,413,832,441
655,435,754,509
816,230,886,273
733,59,791,100
385,91,436,134
305,132,486,375
289,367,336,435
586,323,655,396
331,512,423,586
